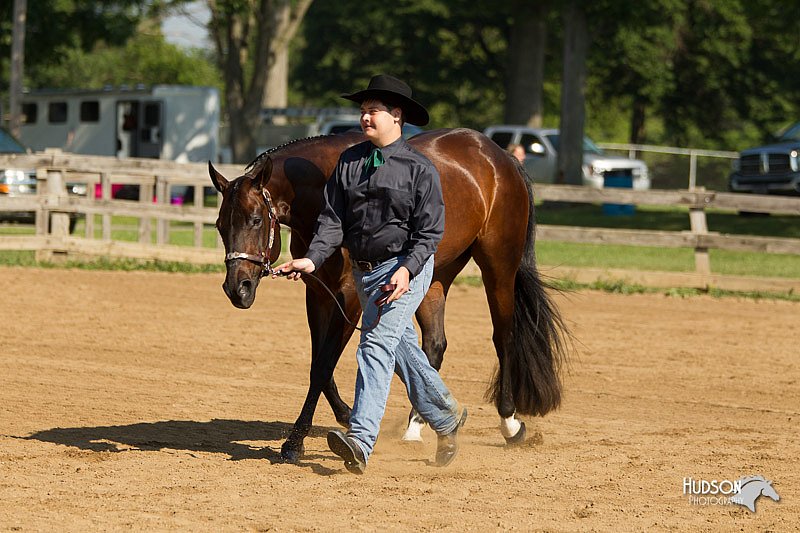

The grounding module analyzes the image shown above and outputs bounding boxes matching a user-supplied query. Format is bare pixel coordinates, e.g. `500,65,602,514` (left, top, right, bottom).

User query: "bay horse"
209,128,568,463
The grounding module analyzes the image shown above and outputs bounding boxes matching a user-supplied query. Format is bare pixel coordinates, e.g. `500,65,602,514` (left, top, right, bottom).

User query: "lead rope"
227,189,391,333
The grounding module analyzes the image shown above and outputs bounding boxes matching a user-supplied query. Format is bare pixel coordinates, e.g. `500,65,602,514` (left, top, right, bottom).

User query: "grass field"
2,205,799,279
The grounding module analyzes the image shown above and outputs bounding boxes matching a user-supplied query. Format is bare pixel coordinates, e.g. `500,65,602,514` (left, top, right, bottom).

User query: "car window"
543,133,604,154
402,124,424,138
520,133,544,154
489,132,513,149
779,122,800,142
582,136,604,155
327,124,360,134
0,129,26,154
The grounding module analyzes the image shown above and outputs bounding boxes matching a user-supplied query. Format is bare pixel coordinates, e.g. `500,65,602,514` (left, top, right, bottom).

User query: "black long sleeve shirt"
305,137,445,277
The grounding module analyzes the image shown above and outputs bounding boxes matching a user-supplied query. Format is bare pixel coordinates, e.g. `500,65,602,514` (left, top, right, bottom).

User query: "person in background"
507,142,526,164
274,74,467,475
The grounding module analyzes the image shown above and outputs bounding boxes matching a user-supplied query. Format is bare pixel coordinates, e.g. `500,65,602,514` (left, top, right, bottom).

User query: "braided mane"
245,135,331,174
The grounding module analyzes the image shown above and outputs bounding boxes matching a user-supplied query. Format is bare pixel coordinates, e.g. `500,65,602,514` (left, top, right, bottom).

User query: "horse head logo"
729,475,780,513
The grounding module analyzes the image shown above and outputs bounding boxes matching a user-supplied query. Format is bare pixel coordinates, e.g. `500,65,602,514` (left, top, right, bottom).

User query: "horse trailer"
18,85,219,163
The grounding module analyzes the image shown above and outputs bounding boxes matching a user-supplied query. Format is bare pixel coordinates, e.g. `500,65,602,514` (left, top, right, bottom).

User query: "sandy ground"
0,266,797,532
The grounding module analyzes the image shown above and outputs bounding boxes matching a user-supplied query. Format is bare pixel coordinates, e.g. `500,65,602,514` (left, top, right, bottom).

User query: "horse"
209,128,568,463
730,476,780,512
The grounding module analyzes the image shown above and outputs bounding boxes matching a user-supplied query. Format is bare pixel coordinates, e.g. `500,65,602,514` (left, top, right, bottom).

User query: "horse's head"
761,480,780,502
209,159,281,309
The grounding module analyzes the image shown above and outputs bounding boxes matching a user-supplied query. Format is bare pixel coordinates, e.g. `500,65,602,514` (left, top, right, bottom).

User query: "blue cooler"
602,172,635,216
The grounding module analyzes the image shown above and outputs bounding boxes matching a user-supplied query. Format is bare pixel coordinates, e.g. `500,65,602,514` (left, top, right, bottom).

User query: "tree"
208,0,312,163
32,31,219,90
292,0,511,129
588,0,682,145
504,1,550,127
558,0,588,186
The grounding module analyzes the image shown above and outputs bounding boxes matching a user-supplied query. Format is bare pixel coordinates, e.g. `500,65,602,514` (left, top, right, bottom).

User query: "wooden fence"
1,151,799,289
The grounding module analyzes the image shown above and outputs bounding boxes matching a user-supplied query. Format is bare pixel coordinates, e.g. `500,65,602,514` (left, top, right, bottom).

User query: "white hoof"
401,419,425,442
500,415,522,439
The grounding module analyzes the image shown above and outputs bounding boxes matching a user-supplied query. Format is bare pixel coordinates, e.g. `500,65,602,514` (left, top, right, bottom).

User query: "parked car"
729,122,800,195
1,127,85,231
318,117,425,138
483,125,650,189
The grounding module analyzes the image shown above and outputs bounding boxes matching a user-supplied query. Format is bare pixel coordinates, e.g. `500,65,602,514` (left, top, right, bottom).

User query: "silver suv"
1,127,85,230
484,125,650,189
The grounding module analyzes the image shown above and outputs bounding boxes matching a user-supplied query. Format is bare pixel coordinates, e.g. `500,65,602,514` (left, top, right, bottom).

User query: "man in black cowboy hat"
275,74,466,474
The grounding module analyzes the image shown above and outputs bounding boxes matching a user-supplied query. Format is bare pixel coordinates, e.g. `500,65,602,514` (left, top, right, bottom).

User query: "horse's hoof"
401,422,425,442
280,441,304,463
504,421,526,447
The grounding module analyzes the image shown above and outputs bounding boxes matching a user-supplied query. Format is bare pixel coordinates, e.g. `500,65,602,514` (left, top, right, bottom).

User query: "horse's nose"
237,279,253,301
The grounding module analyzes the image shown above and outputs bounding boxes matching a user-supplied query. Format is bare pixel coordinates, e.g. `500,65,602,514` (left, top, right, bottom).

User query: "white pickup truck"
483,125,650,189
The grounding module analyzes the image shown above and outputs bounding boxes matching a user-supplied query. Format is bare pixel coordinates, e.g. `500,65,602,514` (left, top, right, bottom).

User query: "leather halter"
224,188,279,278
222,186,395,332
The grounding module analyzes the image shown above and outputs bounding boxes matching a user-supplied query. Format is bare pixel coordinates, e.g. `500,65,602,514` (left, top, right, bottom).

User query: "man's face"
360,99,402,143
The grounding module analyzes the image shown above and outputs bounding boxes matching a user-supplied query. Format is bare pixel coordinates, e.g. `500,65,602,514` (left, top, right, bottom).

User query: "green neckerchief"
365,146,385,172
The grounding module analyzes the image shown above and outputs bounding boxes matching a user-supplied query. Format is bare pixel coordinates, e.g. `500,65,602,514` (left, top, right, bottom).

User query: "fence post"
689,187,711,278
101,173,112,241
193,185,204,247
84,178,95,238
139,179,154,244
688,150,698,190
155,176,169,245
34,167,48,238
35,166,69,262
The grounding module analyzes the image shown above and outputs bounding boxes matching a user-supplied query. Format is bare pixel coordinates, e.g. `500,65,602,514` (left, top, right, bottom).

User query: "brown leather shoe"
435,408,467,467
327,430,367,475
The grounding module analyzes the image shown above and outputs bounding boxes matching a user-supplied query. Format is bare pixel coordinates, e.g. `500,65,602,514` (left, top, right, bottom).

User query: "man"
274,74,466,474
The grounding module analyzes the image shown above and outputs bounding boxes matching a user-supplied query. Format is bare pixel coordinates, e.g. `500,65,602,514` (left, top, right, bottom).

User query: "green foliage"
291,0,515,129
1,0,217,95
293,0,800,148
32,32,220,90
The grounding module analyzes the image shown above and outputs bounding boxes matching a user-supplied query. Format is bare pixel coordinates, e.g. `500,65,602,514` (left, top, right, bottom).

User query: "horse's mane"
738,475,767,487
245,135,331,174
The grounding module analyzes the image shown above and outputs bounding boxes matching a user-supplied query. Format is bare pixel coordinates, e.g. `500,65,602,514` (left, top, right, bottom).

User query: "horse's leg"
402,254,471,442
471,188,568,447
280,284,360,463
471,243,528,446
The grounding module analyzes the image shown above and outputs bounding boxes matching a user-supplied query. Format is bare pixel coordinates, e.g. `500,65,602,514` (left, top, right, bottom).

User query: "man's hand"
272,258,315,281
388,266,411,302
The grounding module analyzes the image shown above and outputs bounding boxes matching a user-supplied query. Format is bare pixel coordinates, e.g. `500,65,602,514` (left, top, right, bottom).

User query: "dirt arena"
0,266,796,531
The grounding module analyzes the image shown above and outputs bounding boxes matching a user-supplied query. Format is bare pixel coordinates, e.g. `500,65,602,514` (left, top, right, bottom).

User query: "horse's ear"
252,157,273,191
208,161,229,193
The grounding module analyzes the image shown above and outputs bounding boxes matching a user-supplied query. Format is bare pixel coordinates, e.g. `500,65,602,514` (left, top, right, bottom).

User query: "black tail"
488,176,569,417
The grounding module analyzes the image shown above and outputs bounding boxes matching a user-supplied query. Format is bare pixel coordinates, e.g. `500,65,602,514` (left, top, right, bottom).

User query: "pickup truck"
729,122,800,195
483,125,650,189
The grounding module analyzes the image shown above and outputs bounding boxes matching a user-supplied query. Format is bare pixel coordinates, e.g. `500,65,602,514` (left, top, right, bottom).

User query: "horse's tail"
489,169,569,417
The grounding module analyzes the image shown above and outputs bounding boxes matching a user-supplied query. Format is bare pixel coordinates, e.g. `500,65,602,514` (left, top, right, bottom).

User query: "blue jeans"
348,255,460,461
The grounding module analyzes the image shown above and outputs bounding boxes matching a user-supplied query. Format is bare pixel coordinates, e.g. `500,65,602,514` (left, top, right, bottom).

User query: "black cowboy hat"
341,74,430,126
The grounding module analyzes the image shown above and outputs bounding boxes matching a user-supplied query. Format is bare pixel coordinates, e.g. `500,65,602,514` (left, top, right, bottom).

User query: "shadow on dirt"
24,419,335,468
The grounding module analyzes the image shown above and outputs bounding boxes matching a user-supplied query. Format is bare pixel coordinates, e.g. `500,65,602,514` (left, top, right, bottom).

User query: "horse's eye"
252,217,263,226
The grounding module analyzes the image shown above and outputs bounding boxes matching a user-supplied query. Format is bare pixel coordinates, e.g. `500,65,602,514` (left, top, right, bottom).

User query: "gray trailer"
18,85,219,163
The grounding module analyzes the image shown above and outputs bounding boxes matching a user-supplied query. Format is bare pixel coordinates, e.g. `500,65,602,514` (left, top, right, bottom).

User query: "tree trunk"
264,47,289,124
558,1,588,186
209,0,312,163
504,2,548,127
630,94,646,145
9,0,27,137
